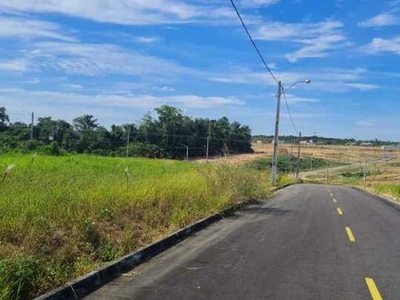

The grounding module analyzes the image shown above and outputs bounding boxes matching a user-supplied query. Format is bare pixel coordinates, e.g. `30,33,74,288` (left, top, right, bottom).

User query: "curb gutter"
35,183,294,300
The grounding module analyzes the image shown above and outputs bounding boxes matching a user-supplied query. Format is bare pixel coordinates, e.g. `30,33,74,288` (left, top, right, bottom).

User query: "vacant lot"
0,154,285,299
253,143,384,163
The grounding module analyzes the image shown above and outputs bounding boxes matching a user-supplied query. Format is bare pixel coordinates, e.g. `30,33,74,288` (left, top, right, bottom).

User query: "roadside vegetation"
247,155,344,173
0,153,291,299
300,153,400,202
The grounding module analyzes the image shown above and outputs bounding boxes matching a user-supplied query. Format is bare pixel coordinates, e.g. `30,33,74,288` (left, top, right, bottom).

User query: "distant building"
381,145,400,151
271,140,286,145
360,142,372,146
256,140,264,144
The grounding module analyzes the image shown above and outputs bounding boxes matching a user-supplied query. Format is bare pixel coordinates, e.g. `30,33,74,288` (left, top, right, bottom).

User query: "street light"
271,79,311,185
286,80,312,91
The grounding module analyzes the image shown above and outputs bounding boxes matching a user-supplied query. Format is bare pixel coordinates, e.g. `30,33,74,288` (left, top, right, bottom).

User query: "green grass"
247,155,344,173
371,184,400,201
0,154,282,299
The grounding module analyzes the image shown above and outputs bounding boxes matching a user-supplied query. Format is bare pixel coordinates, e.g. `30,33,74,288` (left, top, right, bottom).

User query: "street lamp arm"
285,80,311,91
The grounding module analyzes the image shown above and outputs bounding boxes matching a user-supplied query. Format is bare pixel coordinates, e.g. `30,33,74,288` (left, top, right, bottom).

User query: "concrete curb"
35,184,294,300
351,187,400,212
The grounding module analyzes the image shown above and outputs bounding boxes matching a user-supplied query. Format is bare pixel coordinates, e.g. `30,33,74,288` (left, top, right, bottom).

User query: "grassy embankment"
0,154,291,299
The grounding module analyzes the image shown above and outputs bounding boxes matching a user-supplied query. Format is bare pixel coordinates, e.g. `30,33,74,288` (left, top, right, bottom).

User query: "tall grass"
371,185,400,201
0,154,279,299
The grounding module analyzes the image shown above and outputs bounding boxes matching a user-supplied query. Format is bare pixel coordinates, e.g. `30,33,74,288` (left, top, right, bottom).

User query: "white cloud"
358,13,399,28
254,20,348,62
0,15,74,41
345,83,379,91
0,0,236,26
282,94,319,104
135,37,158,44
18,41,195,79
363,36,400,55
0,88,244,110
356,120,377,127
0,59,29,72
210,67,367,92
240,0,280,8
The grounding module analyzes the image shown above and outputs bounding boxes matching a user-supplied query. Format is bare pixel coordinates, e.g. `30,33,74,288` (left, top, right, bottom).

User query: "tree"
73,115,99,153
0,107,10,132
73,115,98,132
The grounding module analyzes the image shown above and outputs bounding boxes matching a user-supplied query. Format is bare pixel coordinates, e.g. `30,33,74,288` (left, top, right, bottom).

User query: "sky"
0,0,399,140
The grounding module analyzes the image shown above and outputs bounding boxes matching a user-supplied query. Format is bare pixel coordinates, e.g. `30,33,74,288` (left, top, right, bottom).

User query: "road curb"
351,187,400,212
35,184,294,300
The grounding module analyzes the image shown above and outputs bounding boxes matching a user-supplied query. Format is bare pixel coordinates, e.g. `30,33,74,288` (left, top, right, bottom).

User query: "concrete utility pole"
271,81,282,185
364,160,367,189
206,136,210,163
126,130,130,158
296,132,302,180
30,111,34,140
326,164,329,185
184,145,189,161
271,80,311,184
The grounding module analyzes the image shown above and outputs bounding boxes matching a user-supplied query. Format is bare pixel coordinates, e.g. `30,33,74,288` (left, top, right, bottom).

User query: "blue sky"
0,0,399,140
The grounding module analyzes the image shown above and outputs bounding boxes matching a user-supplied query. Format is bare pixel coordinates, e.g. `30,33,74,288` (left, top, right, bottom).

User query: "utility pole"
206,136,210,163
126,130,130,158
30,111,34,140
295,131,301,180
271,81,282,185
326,164,329,185
364,160,367,189
290,140,293,175
206,121,211,162
184,145,189,161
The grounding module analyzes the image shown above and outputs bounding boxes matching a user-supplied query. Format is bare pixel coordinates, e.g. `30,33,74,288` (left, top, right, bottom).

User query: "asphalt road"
85,184,400,300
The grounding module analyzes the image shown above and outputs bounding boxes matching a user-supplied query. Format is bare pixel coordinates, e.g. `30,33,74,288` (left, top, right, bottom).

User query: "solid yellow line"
337,208,343,215
345,227,356,242
365,278,383,300
333,198,337,203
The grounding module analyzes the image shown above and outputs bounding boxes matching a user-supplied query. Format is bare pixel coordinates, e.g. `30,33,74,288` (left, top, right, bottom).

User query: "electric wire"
282,87,299,135
229,0,279,84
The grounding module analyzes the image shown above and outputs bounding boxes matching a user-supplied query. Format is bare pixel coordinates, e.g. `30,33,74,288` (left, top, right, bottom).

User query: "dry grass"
253,143,385,164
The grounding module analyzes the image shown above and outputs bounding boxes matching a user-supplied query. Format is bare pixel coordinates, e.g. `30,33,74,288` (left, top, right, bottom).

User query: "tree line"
0,105,253,159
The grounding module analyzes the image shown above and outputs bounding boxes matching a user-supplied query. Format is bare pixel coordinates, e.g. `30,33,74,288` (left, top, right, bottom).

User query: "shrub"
0,255,43,300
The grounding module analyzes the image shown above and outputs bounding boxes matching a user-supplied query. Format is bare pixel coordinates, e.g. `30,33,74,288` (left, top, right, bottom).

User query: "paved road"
85,184,400,300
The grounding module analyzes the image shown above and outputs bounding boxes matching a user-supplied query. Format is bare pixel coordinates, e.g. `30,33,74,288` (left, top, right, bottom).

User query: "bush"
43,142,64,156
0,256,43,300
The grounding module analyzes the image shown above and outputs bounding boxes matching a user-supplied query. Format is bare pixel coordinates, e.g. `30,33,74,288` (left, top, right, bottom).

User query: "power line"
229,0,279,84
282,87,299,135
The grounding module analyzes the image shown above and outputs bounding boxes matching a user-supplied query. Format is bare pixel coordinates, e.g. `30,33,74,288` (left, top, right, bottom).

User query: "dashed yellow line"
337,208,343,215
345,227,356,242
333,198,337,203
365,278,383,300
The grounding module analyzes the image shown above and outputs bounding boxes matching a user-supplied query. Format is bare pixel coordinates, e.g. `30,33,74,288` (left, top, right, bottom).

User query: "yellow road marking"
345,227,356,242
333,198,337,203
337,208,343,215
330,193,333,197
365,278,383,300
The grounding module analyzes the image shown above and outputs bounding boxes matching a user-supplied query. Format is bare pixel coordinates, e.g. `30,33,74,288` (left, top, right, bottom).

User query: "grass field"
252,143,384,163
0,154,287,299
